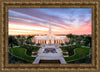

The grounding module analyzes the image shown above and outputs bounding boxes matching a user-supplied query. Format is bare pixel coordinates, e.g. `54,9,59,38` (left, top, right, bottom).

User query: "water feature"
43,48,57,53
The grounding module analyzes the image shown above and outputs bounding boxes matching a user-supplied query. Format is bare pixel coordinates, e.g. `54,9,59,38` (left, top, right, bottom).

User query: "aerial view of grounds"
8,34,91,64
8,8,92,64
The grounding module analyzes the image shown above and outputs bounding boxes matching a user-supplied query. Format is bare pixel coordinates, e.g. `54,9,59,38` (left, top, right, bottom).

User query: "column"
56,40,57,44
58,40,59,44
38,40,39,43
43,40,44,44
61,40,62,43
45,40,46,44
44,40,45,44
60,40,61,44
57,40,58,44
63,40,64,43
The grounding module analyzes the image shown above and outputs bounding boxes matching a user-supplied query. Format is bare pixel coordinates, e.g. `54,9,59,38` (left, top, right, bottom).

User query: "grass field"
9,47,36,62
64,47,90,61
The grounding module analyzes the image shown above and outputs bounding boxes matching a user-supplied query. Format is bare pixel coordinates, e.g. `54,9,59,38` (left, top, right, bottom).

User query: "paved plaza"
33,44,66,64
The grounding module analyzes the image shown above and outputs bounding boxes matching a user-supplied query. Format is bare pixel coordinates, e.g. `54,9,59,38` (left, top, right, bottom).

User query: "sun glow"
8,8,92,35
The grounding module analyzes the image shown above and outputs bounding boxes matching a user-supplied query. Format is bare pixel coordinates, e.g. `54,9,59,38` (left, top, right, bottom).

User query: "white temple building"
32,20,69,45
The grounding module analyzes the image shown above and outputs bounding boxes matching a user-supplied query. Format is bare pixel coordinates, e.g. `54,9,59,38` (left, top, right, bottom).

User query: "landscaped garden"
9,47,36,62
8,53,30,64
20,44,40,56
64,47,90,62
60,46,74,56
60,34,91,63
8,35,41,64
8,34,91,64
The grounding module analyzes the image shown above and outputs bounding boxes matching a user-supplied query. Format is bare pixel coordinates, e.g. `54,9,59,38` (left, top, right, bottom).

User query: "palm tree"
27,35,34,40
8,36,18,54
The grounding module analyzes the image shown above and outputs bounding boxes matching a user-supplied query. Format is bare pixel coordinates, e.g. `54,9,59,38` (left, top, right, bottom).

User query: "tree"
19,38,25,45
66,34,74,45
18,36,26,45
27,35,34,49
8,36,18,54
16,35,21,45
66,46,74,56
84,35,91,47
80,35,84,39
27,35,34,40
31,42,35,45
66,34,73,39
70,39,75,45
76,37,82,44
36,43,40,46
16,35,21,39
65,42,69,45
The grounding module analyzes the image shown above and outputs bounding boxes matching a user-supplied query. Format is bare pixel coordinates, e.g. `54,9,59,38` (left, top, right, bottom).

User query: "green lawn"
64,47,90,61
9,47,36,62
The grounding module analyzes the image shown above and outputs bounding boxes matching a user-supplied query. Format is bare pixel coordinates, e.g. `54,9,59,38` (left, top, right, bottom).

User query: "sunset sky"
8,8,92,35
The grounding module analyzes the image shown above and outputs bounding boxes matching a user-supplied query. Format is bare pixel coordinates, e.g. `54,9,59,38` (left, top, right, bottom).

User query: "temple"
32,19,69,45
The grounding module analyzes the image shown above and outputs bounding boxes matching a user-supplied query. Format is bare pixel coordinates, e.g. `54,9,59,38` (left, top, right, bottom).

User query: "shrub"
31,42,35,45
65,42,69,45
36,43,40,46
61,43,64,46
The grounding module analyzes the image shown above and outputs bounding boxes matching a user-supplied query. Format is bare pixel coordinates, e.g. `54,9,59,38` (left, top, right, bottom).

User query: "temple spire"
47,17,52,44
49,17,51,31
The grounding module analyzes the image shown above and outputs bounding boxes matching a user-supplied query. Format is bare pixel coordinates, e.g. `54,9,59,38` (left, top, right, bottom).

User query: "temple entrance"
49,40,51,44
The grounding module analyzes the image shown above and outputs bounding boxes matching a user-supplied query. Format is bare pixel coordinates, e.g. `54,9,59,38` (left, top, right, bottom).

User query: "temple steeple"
49,18,51,32
47,18,52,44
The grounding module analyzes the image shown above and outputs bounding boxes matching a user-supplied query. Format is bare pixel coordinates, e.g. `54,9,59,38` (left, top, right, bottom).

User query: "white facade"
32,35,69,44
32,21,69,44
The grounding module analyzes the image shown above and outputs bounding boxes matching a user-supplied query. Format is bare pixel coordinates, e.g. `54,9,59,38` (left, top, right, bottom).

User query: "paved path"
33,45,66,64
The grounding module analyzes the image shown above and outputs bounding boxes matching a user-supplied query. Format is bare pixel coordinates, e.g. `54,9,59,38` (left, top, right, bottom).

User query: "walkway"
33,44,66,64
